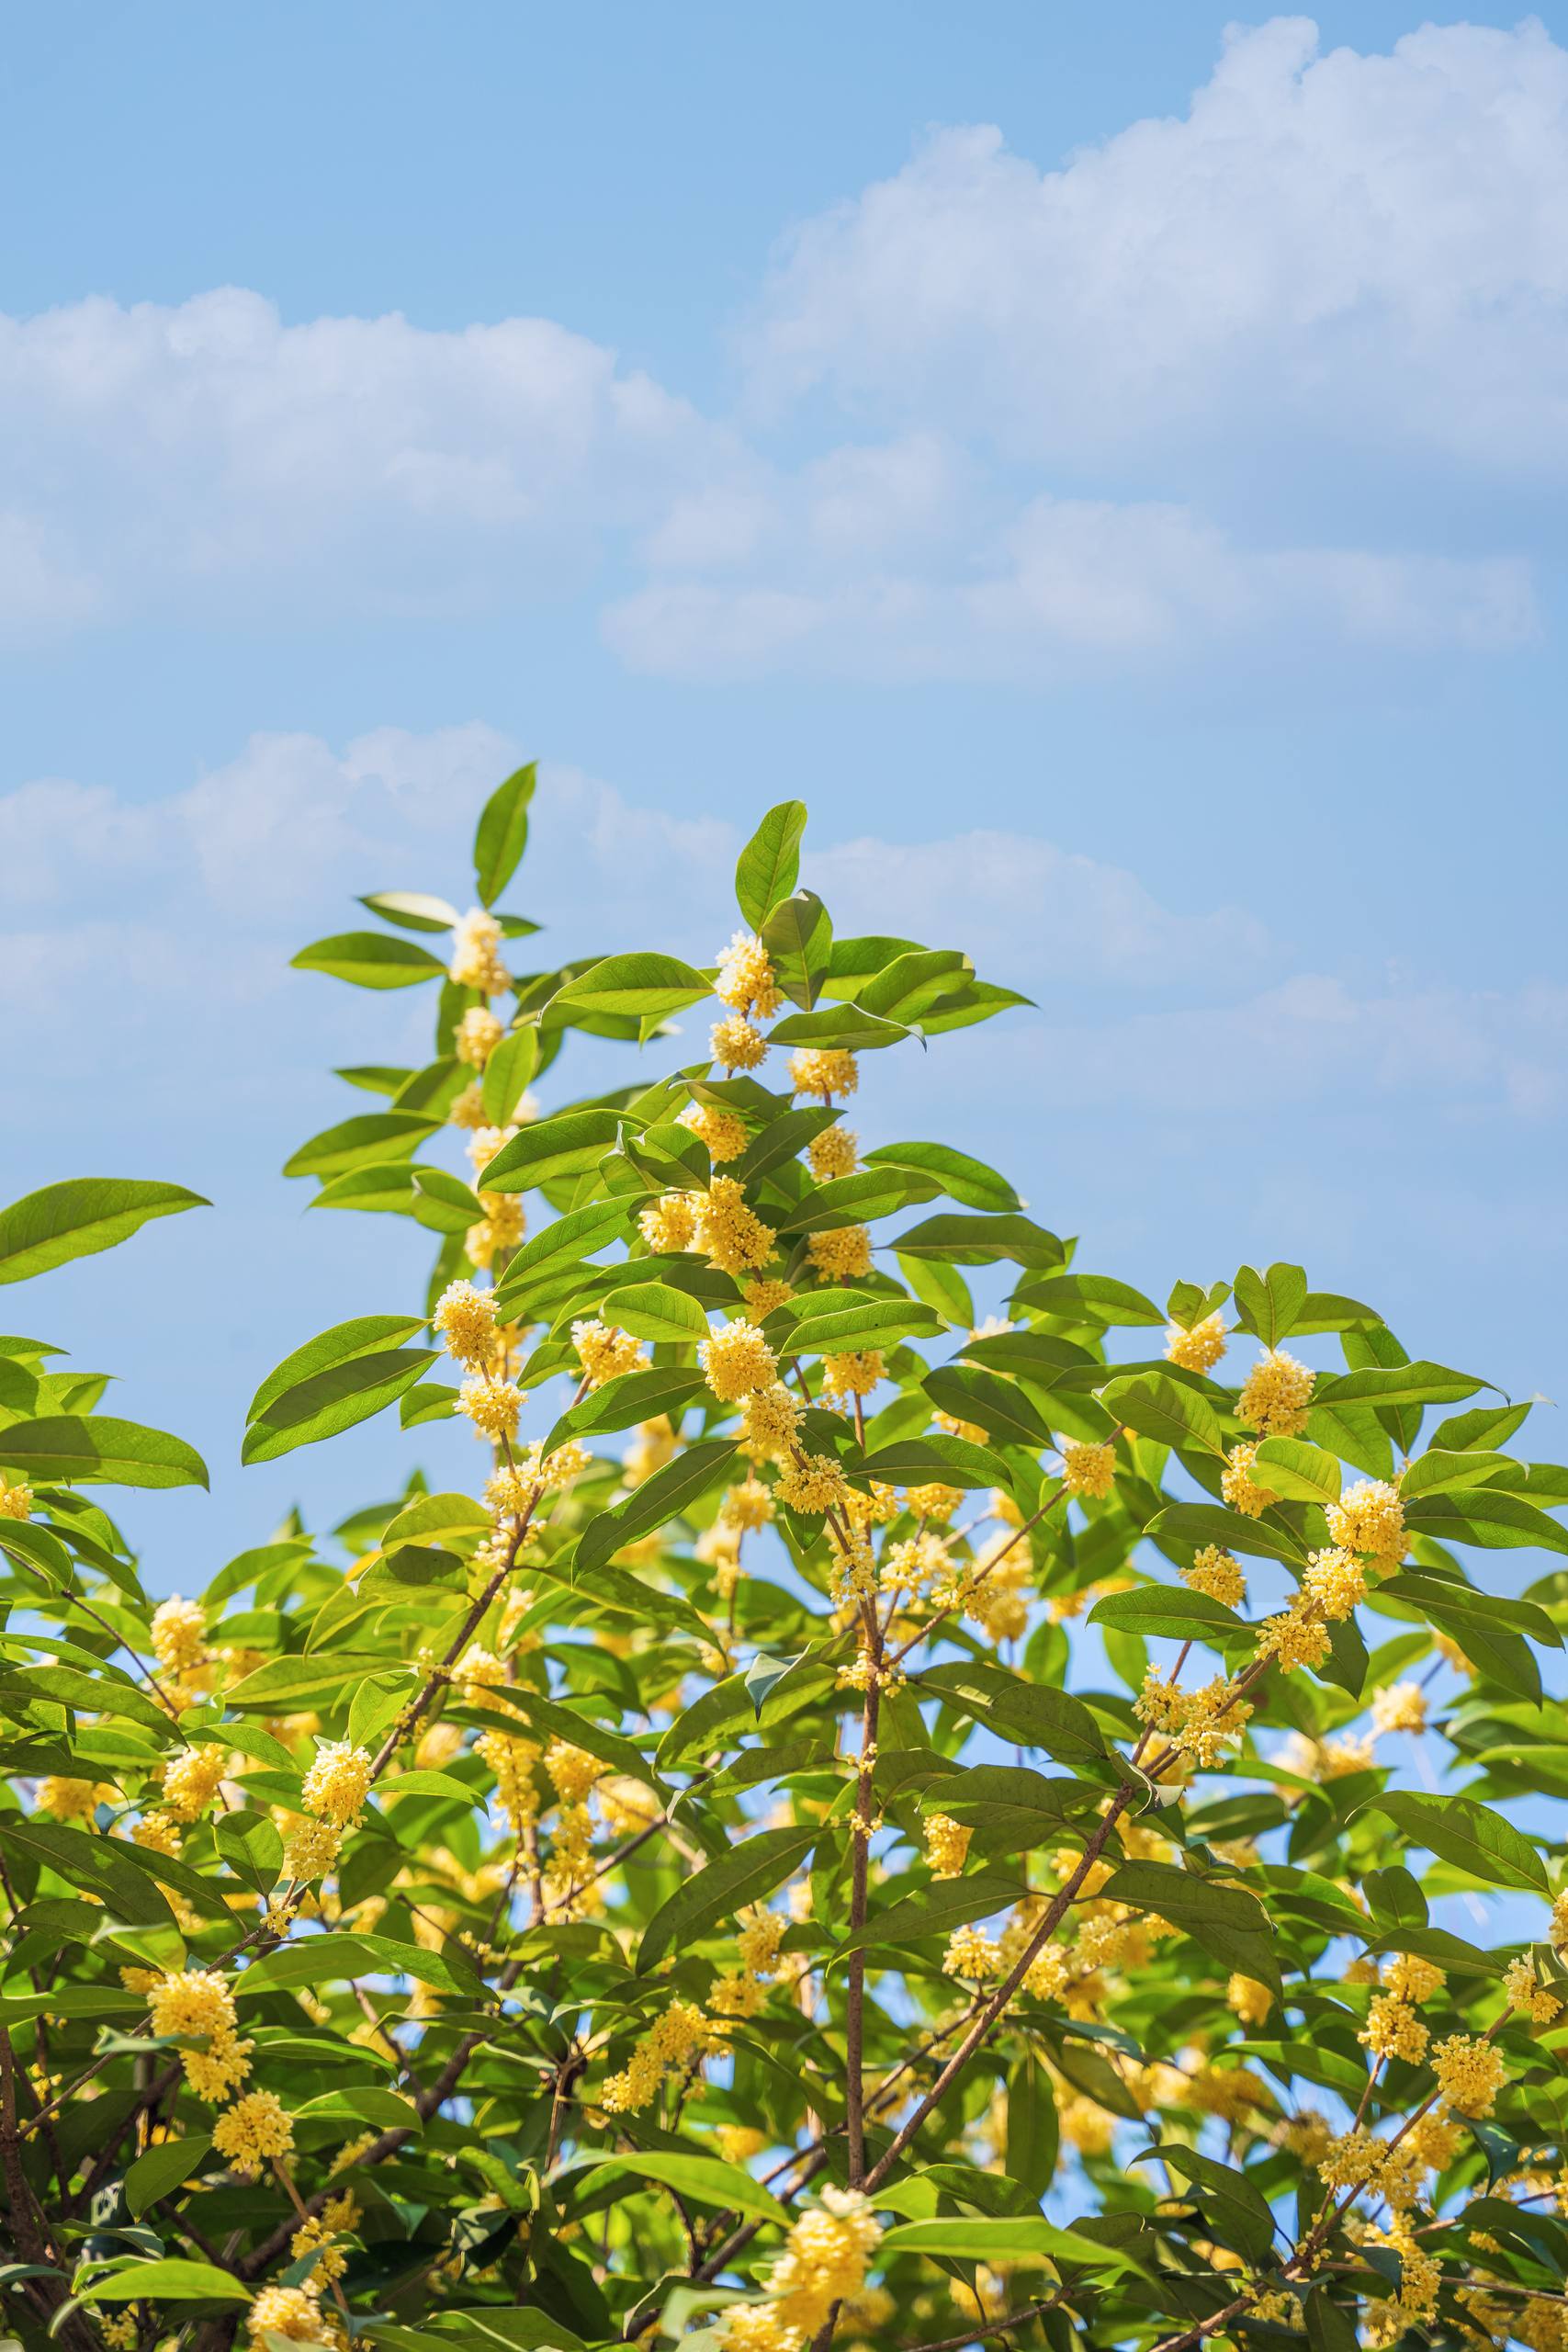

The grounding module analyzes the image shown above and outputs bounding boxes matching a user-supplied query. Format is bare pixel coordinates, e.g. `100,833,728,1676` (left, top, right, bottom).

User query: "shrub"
3,770,1567,2352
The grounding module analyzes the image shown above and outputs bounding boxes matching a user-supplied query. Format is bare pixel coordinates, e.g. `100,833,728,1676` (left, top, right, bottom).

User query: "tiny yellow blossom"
151,1595,208,1673
433,1278,499,1369
302,1740,373,1828
1430,2032,1507,2118
1327,1477,1406,1565
807,1224,872,1283
0,1476,32,1521
711,1015,769,1072
1237,1347,1314,1437
693,1176,777,1276
1165,1311,1227,1372
448,907,510,994
455,1376,525,1440
454,1005,505,1068
788,1048,858,1101
680,1100,749,1162
1371,1681,1427,1736
807,1125,859,1181
1183,1545,1246,1609
212,2087,294,2169
924,1814,972,1879
1062,1441,1115,1501
1221,1441,1278,1518
571,1318,648,1389
700,1317,778,1403
714,932,784,1018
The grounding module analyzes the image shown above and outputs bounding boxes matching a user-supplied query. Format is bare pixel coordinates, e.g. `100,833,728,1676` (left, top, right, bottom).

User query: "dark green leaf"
760,890,832,1011
1100,1371,1224,1457
864,1141,1021,1215
637,1825,818,1973
474,762,536,905
480,1110,627,1193
574,1439,737,1577
0,1416,208,1490
1370,1792,1548,1892
735,801,807,930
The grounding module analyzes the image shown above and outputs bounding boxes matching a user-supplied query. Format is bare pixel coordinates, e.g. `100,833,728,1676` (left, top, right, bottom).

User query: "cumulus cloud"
746,17,1568,482
1,20,1564,679
0,289,748,638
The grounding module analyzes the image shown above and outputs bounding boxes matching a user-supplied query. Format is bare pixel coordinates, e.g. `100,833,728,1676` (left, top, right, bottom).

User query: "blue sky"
4,6,1567,1586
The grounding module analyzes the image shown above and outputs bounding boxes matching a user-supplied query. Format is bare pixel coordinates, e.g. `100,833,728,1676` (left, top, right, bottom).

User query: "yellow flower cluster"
822,1349,883,1400
807,1224,872,1283
600,1997,724,2112
680,1100,749,1162
302,1740,373,1828
1431,2031,1507,2117
1165,1311,1227,1371
924,1813,972,1878
284,1815,343,1883
712,1905,787,2018
454,1005,505,1068
788,1049,858,1101
719,1474,775,1533
700,1317,777,1403
1227,1973,1272,2025
0,1476,31,1521
742,1275,795,1317
247,2286,321,2345
1359,1994,1429,2064
289,2188,359,2287
448,907,510,995
1505,1953,1562,2026
716,2123,767,2165
36,1776,113,1822
740,1382,804,1463
766,2188,882,2336
776,1454,851,1516
1326,1477,1406,1564
1134,1670,1252,1768
807,1125,858,1181
1183,1545,1246,1608
212,2086,294,2171
694,1176,777,1276
639,1191,697,1252
1371,1681,1427,1735
1221,1441,1278,1518
711,1015,769,1071
1062,1442,1115,1501
151,1595,208,1674
1237,1347,1315,1437
433,1278,498,1369
571,1318,648,1389
477,1729,540,1833
161,1742,231,1822
907,1481,961,1523
456,1375,525,1440
715,931,784,1018
147,1968,254,2101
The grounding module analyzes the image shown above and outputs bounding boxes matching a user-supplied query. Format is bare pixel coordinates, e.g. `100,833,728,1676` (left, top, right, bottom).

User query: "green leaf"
921,1366,1050,1449
1399,1449,1513,1498
1100,1372,1224,1457
474,761,536,905
1305,2284,1361,2352
921,1664,1107,1768
551,953,712,1023
470,1686,662,1791
544,1367,706,1453
858,949,972,1026
605,1283,710,1343
1404,1491,1568,1556
482,1023,540,1125
779,1299,943,1356
579,2153,787,2227
358,889,462,933
1014,1272,1161,1323
765,1002,908,1052
735,800,807,930
291,932,446,989
1089,1586,1240,1643
1138,2142,1276,2264
1314,1360,1487,1408
1232,1262,1308,1348
863,1141,1021,1215
491,1197,635,1312
637,1825,818,1973
1370,1792,1548,1892
125,2134,213,2219
1143,1502,1308,1566
243,1316,432,1464
574,1438,737,1577
877,2216,1140,2271
1251,1436,1343,1505
773,1168,940,1232
0,1415,208,1490
0,1179,209,1286
411,1166,483,1233
283,1111,439,1179
83,2259,249,2306
1099,1860,1279,1992
760,890,832,1011
480,1110,628,1193
836,1870,1021,1957
380,1491,492,1548
857,1434,1010,1491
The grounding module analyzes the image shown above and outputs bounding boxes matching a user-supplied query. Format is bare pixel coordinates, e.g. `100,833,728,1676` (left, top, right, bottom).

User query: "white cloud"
0,289,745,638
746,17,1568,480
607,492,1534,680
1,21,1564,680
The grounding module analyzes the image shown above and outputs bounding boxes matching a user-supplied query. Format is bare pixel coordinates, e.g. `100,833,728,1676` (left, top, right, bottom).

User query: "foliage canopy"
5,772,1568,2352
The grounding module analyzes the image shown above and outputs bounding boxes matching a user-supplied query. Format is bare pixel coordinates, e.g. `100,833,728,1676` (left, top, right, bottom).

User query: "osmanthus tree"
5,776,1568,2352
